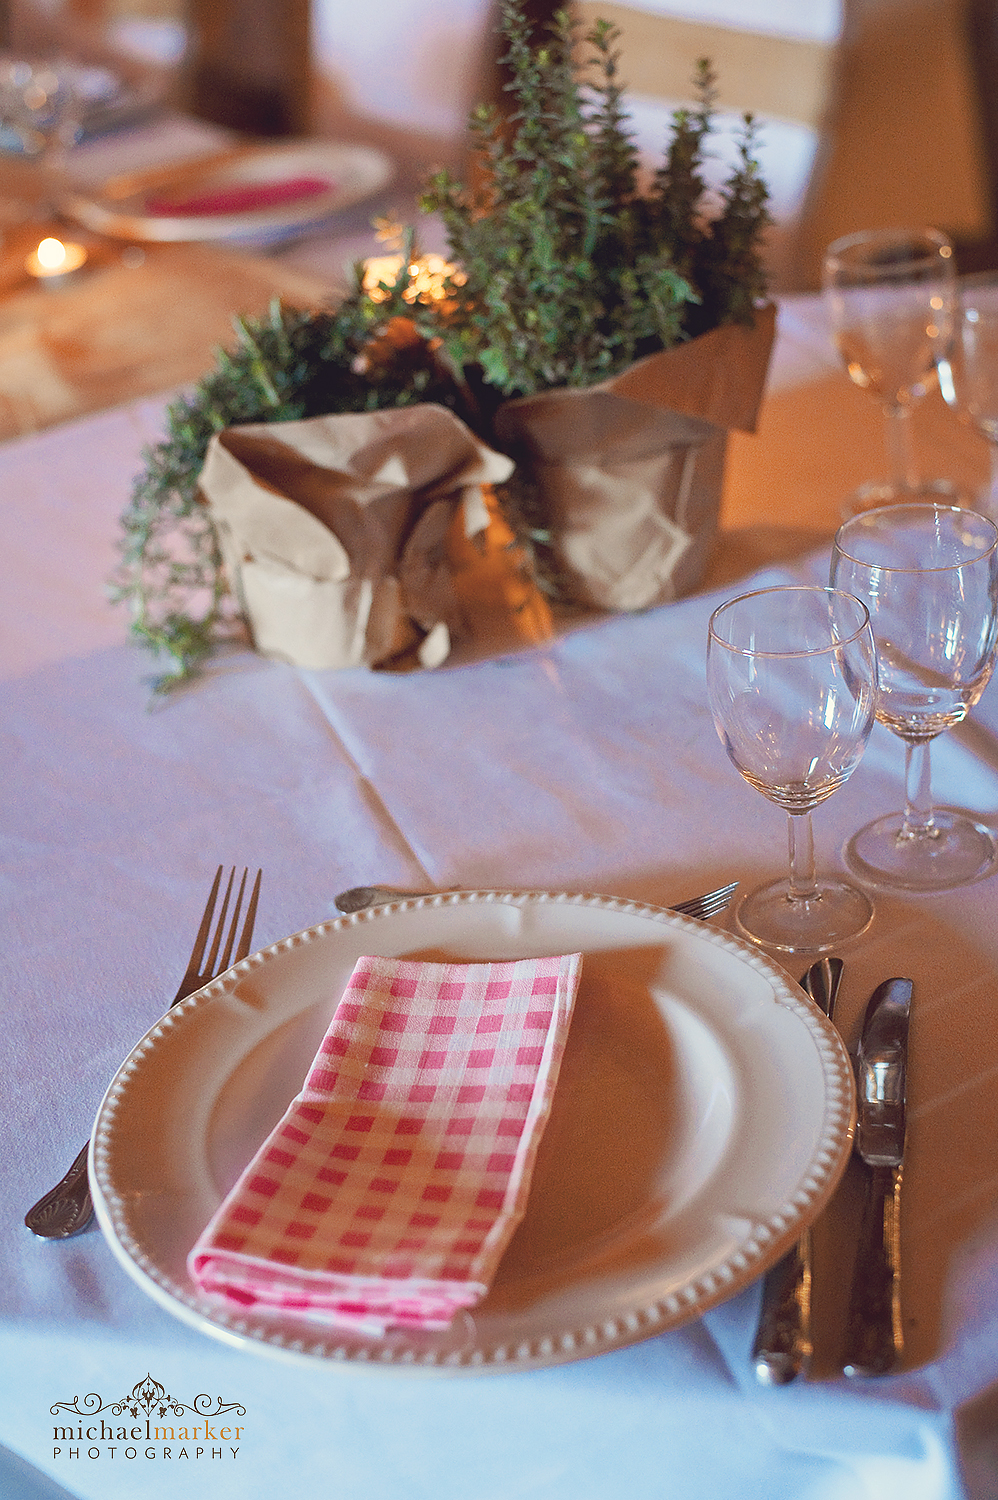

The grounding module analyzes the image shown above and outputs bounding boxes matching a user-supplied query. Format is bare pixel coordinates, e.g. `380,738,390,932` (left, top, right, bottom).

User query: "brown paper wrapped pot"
493,305,776,612
199,404,514,671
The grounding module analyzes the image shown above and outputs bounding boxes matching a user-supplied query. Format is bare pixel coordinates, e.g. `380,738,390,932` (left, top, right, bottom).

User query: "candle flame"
27,237,88,280
36,237,68,271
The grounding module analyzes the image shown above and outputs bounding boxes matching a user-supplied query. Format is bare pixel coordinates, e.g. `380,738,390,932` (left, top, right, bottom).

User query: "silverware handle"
751,955,843,1385
23,1142,94,1238
843,1162,903,1377
25,868,262,1241
751,1233,812,1384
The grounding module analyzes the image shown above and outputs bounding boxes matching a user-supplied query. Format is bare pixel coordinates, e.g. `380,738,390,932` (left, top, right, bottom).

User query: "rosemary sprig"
421,2,695,399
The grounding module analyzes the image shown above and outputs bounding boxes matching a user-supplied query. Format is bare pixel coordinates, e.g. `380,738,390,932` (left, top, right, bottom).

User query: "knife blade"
752,957,844,1385
842,975,913,1378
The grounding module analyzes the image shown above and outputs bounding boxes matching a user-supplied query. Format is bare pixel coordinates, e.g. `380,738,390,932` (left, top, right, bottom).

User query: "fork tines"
178,865,262,1000
672,880,739,921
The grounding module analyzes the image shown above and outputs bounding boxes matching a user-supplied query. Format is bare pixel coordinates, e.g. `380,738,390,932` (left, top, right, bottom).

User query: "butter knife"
752,957,844,1385
842,976,913,1378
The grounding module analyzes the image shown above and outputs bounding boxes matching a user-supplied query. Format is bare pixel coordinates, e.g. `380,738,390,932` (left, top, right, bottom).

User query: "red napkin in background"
145,176,332,217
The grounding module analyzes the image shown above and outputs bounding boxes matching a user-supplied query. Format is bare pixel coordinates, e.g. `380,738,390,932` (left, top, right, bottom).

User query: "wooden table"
0,216,331,441
722,375,989,558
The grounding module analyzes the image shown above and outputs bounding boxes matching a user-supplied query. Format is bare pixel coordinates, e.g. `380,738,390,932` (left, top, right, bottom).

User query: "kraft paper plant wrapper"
494,305,776,611
200,404,514,671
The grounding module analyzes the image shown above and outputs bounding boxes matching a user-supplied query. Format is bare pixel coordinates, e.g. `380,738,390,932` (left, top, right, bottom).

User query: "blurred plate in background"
60,138,393,244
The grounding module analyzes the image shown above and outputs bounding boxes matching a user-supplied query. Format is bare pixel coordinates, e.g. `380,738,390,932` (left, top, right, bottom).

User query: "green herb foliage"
422,8,688,397
421,7,771,395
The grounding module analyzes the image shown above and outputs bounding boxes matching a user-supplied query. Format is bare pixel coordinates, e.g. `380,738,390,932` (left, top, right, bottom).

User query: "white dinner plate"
61,140,393,244
90,890,855,1374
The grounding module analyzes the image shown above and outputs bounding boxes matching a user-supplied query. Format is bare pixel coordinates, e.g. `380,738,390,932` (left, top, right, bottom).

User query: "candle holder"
25,235,88,288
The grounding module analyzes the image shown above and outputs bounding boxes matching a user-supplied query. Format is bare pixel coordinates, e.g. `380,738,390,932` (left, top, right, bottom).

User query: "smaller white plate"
61,140,393,244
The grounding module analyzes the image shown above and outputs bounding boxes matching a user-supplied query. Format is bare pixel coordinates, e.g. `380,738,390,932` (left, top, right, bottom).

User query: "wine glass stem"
787,810,819,901
884,401,919,492
985,440,998,521
901,738,935,838
38,137,70,221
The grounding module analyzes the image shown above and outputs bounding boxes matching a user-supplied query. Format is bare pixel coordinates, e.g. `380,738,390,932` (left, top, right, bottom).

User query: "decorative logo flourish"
51,1374,245,1421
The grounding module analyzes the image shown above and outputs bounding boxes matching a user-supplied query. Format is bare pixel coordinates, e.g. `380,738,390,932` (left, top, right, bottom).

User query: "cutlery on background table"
100,144,260,202
334,880,740,922
751,957,844,1385
24,865,262,1241
842,976,913,1377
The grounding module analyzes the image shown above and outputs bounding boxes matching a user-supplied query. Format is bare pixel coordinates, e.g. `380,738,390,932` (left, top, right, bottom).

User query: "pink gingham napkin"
188,950,583,1334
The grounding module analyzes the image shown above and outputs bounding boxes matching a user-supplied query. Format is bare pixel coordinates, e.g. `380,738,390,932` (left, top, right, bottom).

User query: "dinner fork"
24,865,262,1240
333,879,739,922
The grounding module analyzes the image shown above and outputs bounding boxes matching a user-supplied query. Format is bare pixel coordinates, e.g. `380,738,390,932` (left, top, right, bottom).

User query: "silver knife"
842,976,913,1378
752,957,844,1385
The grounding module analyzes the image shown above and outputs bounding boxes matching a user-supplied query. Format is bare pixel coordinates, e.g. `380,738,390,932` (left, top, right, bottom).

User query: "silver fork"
334,880,739,921
24,865,262,1240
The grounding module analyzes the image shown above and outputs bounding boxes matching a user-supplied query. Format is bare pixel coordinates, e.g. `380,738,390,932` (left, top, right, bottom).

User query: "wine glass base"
843,808,998,892
734,876,874,955
840,478,971,520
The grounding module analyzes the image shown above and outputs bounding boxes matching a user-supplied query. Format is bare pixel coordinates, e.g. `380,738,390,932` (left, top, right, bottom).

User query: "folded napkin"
188,950,583,1335
146,176,332,217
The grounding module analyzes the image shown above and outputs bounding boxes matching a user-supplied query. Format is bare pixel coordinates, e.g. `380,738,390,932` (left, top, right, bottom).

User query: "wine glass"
0,56,82,215
822,227,959,515
706,586,878,953
831,503,998,891
938,275,998,520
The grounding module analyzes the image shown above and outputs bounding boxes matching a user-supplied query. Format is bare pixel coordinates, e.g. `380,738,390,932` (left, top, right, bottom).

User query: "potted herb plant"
419,12,775,611
114,0,774,689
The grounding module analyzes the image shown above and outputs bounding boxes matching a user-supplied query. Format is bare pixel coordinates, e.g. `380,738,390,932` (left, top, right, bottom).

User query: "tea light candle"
25,236,88,287
362,253,463,306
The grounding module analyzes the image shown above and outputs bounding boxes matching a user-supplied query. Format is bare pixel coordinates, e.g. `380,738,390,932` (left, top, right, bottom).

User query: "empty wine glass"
706,586,878,953
0,56,82,215
823,227,959,515
831,503,998,890
938,275,998,519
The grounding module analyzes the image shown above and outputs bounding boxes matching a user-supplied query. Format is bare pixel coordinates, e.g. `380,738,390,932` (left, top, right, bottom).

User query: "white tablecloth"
3,302,998,1500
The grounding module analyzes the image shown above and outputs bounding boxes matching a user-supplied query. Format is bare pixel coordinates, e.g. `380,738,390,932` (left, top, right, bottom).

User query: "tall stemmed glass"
938,276,998,519
822,227,958,514
831,504,998,890
0,56,81,217
707,586,878,953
